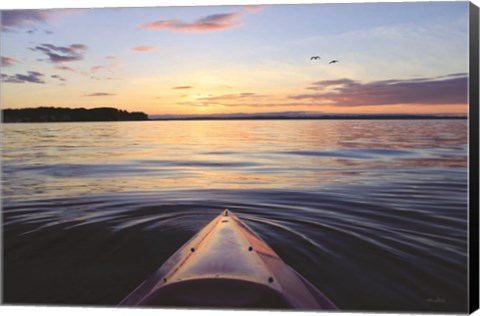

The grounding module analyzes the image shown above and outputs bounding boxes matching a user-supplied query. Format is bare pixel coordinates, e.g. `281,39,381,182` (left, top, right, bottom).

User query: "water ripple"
2,120,468,312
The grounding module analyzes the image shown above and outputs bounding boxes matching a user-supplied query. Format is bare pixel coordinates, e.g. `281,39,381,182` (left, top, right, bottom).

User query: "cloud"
105,55,118,60
1,9,82,32
90,76,121,81
196,92,264,102
88,59,123,80
242,5,267,12
290,74,468,106
138,12,242,33
26,27,38,34
51,74,66,82
131,46,156,53
178,100,310,108
172,86,193,90
83,92,116,97
2,10,51,29
1,56,21,67
2,71,45,84
32,43,88,63
178,92,276,107
55,65,75,72
90,65,109,73
178,74,467,109
306,79,357,90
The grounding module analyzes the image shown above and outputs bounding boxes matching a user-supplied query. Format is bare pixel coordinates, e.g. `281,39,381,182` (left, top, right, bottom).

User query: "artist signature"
426,297,447,304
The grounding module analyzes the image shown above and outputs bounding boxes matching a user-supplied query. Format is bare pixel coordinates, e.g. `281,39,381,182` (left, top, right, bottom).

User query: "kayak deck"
120,209,336,309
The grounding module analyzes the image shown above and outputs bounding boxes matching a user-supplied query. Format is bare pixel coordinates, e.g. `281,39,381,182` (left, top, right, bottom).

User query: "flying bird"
329,60,339,64
310,56,321,60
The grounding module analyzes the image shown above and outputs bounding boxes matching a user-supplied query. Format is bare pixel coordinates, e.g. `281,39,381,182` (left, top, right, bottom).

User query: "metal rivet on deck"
248,246,253,251
268,277,274,283
191,247,195,252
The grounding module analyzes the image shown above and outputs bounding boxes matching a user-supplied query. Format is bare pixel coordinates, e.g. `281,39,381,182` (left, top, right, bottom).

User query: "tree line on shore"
2,107,149,123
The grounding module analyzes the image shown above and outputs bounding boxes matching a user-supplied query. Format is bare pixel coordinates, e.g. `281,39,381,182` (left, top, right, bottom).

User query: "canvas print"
1,1,478,313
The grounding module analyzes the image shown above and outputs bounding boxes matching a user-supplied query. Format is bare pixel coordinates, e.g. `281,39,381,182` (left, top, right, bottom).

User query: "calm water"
2,120,468,312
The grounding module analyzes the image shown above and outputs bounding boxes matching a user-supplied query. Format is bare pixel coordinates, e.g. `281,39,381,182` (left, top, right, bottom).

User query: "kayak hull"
120,210,336,310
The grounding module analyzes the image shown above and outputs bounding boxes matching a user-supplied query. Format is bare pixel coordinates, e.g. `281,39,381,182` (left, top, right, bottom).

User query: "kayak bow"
120,209,337,310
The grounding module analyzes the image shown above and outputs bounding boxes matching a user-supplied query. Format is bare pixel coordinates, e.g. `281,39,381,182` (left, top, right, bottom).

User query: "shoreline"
2,116,467,123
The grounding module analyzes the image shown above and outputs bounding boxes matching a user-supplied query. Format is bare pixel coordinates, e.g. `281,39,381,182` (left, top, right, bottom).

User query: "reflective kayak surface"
120,209,337,310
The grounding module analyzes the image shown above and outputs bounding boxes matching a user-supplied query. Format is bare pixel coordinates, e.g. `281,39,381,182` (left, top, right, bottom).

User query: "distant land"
150,112,467,121
1,108,467,123
2,107,149,123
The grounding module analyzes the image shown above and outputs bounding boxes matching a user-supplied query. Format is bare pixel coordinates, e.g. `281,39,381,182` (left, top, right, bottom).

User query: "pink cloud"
290,74,468,106
1,56,21,67
139,12,242,33
131,46,156,53
242,5,268,12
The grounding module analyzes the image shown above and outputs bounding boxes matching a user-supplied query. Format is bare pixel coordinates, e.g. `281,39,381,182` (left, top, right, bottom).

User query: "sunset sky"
0,2,470,116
